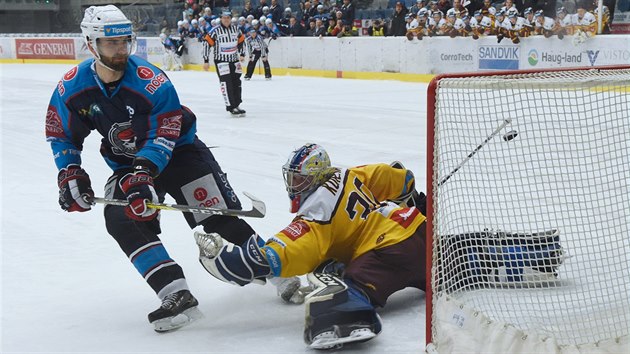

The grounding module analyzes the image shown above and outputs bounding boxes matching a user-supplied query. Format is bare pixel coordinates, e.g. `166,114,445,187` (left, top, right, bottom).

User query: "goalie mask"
81,5,136,72
282,143,333,213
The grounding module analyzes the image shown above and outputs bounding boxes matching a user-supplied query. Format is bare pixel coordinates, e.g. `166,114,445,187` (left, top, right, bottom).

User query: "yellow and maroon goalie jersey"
262,163,425,278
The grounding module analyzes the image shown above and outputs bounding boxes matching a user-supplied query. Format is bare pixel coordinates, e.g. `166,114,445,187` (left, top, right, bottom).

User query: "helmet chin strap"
96,58,119,72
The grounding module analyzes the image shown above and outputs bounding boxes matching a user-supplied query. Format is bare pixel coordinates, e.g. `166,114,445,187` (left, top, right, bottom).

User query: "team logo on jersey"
63,66,78,81
137,66,155,80
194,188,208,201
390,207,419,229
57,80,65,96
108,122,137,157
145,72,169,94
45,106,65,138
280,220,310,241
156,112,182,139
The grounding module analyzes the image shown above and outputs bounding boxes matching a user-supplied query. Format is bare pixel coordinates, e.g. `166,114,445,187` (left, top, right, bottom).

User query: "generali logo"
16,39,75,59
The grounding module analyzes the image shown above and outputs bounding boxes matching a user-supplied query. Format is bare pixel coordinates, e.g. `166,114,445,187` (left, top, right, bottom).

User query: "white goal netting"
427,67,630,353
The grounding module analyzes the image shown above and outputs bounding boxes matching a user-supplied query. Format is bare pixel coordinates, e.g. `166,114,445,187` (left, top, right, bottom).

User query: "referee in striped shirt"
202,11,247,117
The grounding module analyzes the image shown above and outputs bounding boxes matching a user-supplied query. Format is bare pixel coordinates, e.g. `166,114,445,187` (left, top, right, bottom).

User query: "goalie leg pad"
487,229,565,282
304,273,381,349
445,229,565,287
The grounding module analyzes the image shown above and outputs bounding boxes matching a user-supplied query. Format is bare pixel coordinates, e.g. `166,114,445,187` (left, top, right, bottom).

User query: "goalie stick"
89,191,266,218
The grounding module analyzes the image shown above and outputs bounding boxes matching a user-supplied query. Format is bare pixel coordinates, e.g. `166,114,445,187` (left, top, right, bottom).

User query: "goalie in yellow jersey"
193,143,566,350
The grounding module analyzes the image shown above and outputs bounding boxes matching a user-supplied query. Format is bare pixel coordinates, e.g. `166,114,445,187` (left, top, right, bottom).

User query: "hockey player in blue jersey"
159,33,183,71
47,4,259,333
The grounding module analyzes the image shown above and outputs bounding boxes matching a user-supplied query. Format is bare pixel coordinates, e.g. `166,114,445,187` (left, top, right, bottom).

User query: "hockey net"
426,66,630,353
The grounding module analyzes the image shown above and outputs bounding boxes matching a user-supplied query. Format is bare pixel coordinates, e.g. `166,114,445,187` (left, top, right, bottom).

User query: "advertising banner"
16,38,75,60
428,38,477,73
73,38,93,61
520,36,630,69
0,38,13,59
478,44,520,70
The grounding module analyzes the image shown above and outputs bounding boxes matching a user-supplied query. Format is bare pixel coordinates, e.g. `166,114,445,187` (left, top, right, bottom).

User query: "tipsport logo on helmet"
104,23,133,37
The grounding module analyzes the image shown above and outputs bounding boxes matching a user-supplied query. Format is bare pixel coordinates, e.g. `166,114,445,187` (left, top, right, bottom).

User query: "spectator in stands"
479,0,495,16
335,10,344,23
303,1,316,23
368,18,387,35
500,0,518,14
313,17,327,36
437,0,452,14
270,0,285,22
280,7,293,28
242,2,256,18
389,1,408,36
288,16,306,35
327,17,340,35
183,2,194,19
452,0,468,17
304,18,316,35
316,4,329,19
337,19,358,37
340,0,355,22
203,7,215,22
331,19,345,36
256,0,269,18
410,0,427,16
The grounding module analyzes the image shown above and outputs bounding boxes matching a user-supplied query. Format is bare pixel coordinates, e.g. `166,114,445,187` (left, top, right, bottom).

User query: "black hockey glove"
57,164,94,212
119,166,159,222
497,33,504,43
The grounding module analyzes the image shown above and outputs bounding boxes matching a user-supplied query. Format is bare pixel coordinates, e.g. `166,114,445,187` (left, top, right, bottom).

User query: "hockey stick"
438,119,511,186
90,191,266,218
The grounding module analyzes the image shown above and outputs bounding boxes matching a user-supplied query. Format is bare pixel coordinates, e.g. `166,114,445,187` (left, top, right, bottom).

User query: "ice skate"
148,290,203,333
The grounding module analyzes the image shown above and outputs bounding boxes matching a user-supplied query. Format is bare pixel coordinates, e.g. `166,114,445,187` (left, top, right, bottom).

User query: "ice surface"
0,64,427,353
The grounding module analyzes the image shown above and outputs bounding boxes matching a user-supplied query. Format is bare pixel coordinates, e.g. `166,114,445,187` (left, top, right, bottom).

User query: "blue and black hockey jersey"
45,56,196,174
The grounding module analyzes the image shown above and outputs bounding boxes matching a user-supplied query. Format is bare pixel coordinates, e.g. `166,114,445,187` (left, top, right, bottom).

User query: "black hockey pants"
104,138,255,298
245,50,271,78
215,60,242,111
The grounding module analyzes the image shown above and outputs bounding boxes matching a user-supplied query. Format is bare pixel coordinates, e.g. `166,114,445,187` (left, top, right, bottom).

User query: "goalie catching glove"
195,231,271,286
195,231,310,303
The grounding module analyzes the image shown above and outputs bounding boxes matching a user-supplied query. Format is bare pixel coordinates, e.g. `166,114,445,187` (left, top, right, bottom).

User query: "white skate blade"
152,306,204,333
309,328,377,350
229,112,246,118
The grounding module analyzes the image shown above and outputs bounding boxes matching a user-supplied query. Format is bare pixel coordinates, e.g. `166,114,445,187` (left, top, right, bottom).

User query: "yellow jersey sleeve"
350,164,415,203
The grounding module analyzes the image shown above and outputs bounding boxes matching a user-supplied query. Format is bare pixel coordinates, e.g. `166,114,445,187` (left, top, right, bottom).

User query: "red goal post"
425,65,630,353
